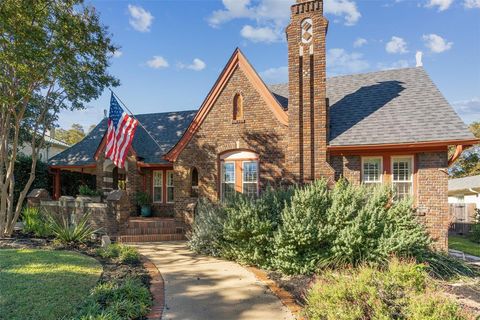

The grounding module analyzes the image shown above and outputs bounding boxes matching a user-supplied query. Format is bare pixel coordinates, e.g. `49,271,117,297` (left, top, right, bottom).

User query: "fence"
449,203,477,235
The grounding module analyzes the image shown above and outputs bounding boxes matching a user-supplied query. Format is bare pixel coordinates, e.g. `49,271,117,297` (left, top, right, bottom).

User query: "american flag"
105,94,139,168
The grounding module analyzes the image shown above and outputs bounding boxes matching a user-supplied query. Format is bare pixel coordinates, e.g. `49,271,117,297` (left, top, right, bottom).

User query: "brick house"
49,0,477,247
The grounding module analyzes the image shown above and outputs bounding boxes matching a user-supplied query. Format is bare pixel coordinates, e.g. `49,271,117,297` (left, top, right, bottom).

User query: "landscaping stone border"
245,266,304,320
142,255,165,320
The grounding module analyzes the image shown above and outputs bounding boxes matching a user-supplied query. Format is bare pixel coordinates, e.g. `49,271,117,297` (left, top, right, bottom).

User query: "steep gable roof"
49,110,196,167
269,67,476,146
164,48,288,162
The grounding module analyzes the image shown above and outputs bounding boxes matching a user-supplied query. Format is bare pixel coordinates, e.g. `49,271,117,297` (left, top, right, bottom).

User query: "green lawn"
0,249,102,320
449,235,480,257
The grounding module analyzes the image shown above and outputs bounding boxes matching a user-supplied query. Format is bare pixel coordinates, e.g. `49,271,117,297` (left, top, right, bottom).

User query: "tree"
0,0,119,237
450,122,480,178
56,123,86,145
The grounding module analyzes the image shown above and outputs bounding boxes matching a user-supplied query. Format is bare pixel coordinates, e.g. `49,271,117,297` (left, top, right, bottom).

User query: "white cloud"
146,56,169,69
128,5,154,32
112,50,123,58
260,66,288,83
207,0,361,43
327,48,370,75
377,60,409,70
353,37,367,48
240,25,281,43
425,0,454,11
423,34,453,53
464,0,480,8
325,0,361,26
452,97,480,123
386,36,408,54
179,58,207,71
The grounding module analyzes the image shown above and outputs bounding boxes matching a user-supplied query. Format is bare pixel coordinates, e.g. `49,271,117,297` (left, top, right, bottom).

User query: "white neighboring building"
19,130,70,161
448,175,480,208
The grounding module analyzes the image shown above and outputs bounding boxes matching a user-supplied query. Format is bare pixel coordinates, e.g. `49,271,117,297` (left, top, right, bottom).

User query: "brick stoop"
118,217,186,243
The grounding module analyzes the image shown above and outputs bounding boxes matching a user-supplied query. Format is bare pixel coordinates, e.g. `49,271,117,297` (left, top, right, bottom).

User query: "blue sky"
58,0,480,131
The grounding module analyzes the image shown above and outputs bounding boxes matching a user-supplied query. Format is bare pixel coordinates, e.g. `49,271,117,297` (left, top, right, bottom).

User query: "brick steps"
118,233,186,243
118,217,186,243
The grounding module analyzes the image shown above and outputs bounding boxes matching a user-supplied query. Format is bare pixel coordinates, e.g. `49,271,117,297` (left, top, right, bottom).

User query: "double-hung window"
153,171,163,203
222,162,235,200
392,156,413,200
242,161,258,198
362,157,382,185
166,170,174,203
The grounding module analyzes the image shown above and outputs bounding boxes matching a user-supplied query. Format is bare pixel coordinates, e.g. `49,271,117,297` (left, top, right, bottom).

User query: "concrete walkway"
134,242,296,320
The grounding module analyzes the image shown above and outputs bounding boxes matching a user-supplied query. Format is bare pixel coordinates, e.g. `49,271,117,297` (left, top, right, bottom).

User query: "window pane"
153,171,163,186
223,163,235,183
167,187,174,203
222,183,235,200
392,157,413,200
243,161,258,182
167,171,174,186
243,183,257,198
153,186,162,202
363,158,381,183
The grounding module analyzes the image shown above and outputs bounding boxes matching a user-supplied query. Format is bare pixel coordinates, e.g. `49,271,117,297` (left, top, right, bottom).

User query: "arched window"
233,93,244,121
220,150,259,200
191,167,199,197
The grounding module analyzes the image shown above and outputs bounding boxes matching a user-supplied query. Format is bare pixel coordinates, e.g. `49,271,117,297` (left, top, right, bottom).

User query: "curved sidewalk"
134,241,296,320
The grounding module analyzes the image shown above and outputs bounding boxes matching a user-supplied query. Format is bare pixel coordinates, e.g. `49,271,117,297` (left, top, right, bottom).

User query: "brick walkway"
133,241,296,320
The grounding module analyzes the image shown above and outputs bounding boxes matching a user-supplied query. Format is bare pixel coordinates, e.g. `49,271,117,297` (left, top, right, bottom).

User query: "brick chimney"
286,0,332,184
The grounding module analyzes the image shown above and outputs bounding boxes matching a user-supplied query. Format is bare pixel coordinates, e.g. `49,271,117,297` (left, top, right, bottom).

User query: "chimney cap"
415,51,423,67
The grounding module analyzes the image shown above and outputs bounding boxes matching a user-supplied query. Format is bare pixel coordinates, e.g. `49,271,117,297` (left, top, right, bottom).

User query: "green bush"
47,212,98,245
13,155,51,206
21,206,51,237
273,180,331,274
76,278,151,320
221,187,294,268
188,198,228,256
78,185,101,197
416,250,477,279
468,208,480,243
304,259,471,320
96,244,140,265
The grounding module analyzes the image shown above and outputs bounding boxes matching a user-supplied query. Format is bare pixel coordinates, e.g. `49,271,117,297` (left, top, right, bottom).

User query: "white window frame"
391,155,414,200
242,160,259,197
166,170,174,204
152,170,163,203
361,156,383,184
221,161,236,201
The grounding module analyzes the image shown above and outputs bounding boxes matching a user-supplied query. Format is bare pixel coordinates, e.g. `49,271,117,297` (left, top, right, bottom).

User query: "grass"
0,249,102,320
449,235,480,257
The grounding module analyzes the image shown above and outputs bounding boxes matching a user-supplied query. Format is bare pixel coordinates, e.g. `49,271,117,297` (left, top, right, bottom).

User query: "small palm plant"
47,212,99,245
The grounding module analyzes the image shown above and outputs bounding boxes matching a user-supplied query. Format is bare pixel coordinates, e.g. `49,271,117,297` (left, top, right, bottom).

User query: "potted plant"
135,192,151,217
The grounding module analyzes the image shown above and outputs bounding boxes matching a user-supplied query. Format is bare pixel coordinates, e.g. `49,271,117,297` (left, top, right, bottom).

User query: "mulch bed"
266,271,314,306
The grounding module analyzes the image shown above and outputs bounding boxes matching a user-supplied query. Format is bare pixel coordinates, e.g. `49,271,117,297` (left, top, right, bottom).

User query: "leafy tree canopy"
56,123,86,145
0,0,119,236
450,122,480,178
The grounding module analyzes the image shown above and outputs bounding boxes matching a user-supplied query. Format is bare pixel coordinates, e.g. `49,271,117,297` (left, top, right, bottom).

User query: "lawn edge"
141,255,165,320
245,266,304,320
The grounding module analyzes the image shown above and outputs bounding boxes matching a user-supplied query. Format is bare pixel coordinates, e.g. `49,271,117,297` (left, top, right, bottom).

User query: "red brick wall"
174,66,289,223
286,0,334,183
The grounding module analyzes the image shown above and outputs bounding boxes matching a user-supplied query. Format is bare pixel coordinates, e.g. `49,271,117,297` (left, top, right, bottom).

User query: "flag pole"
108,88,165,152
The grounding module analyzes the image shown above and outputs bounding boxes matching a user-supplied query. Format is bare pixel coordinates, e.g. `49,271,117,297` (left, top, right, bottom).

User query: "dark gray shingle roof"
49,110,196,166
268,67,475,146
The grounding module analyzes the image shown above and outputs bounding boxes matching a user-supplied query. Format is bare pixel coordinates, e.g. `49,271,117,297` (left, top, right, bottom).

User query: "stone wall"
28,189,130,238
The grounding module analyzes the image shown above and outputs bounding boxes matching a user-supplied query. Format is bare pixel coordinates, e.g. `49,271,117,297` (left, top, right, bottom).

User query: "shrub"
78,185,101,197
304,259,471,320
76,278,151,320
468,208,480,244
97,244,141,265
188,199,227,256
221,187,294,268
47,212,98,245
21,206,51,237
273,179,331,274
416,250,477,279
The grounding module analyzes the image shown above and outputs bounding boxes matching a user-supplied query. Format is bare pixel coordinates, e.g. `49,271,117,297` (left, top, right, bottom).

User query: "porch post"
54,169,61,200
